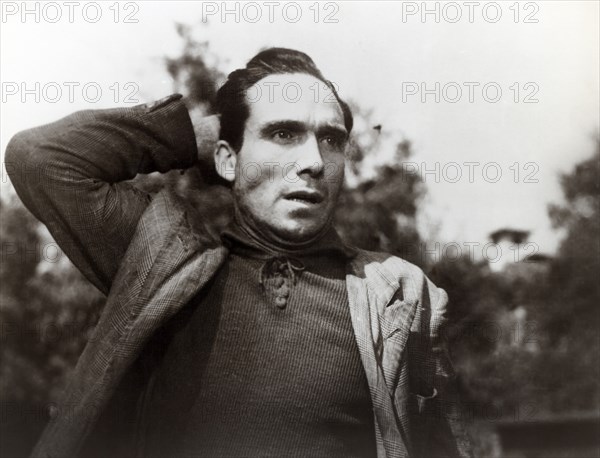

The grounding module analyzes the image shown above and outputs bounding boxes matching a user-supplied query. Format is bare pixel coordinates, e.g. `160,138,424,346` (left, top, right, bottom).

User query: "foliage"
0,197,104,455
336,133,425,266
430,141,600,420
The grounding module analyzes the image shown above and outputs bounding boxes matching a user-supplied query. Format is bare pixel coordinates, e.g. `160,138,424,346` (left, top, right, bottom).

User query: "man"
7,48,472,458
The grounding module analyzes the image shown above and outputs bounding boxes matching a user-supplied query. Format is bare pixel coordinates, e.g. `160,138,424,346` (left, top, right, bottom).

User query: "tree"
430,142,600,423
336,136,425,266
537,141,600,411
0,196,104,456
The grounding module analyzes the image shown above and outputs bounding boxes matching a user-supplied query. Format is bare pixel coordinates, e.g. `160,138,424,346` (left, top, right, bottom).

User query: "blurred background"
1,1,599,457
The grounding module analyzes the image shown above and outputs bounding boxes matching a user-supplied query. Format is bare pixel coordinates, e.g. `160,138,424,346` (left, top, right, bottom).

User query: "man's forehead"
245,73,345,130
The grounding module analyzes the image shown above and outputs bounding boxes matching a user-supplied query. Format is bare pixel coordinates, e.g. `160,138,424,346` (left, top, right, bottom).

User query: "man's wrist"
189,111,220,165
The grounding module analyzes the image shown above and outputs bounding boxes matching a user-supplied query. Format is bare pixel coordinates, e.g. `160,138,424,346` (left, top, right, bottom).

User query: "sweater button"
275,297,287,309
278,285,290,298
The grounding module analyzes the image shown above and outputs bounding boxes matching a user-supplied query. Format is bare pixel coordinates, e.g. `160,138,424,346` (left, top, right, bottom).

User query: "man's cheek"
325,160,345,190
235,162,265,191
265,162,280,183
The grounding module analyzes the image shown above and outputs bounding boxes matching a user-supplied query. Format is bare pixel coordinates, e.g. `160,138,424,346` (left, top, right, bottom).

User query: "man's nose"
296,134,324,177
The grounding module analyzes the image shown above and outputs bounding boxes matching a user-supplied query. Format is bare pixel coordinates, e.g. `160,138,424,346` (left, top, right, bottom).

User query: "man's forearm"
5,93,217,293
6,94,206,188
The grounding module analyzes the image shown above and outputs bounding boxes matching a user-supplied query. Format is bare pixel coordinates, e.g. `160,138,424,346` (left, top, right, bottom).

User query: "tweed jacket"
6,94,472,458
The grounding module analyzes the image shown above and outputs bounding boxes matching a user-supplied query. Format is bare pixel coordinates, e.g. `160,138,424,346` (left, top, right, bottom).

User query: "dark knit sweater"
138,224,377,458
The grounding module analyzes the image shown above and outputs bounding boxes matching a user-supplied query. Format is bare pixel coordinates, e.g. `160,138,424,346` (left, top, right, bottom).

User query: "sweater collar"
220,217,356,261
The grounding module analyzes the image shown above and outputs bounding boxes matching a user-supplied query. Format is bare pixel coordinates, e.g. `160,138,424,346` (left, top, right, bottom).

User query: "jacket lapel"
346,250,419,458
103,188,229,371
347,251,419,392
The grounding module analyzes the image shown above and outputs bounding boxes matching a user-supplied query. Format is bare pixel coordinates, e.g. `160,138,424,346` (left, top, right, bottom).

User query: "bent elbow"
5,129,35,188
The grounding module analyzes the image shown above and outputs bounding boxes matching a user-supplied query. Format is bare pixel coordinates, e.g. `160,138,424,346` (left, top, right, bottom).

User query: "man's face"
230,72,348,243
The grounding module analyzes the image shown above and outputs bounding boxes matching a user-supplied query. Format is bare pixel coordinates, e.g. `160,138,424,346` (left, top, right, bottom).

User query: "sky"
1,1,598,258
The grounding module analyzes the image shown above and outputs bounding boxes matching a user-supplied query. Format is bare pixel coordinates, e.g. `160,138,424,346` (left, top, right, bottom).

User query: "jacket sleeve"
409,279,473,458
5,94,215,295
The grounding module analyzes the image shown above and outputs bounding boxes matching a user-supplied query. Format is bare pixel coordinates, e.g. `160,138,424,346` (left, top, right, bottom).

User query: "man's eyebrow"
259,120,348,138
316,124,349,139
259,120,306,136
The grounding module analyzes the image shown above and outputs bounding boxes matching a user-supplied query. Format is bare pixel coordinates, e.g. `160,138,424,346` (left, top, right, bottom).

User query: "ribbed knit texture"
140,246,377,458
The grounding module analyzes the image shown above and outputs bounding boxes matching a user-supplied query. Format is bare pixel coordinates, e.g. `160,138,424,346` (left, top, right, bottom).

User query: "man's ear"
214,140,237,183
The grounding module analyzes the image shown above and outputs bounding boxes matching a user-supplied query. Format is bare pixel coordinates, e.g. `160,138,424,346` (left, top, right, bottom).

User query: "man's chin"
271,219,329,245
237,201,331,247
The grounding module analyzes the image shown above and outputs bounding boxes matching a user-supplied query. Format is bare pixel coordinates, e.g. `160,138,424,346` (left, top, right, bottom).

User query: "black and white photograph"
1,1,599,457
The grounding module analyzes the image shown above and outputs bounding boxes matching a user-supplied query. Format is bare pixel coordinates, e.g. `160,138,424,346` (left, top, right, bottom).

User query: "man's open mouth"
284,190,324,205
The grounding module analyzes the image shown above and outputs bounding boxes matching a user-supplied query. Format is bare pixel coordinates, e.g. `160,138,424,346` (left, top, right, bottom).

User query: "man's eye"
273,130,294,140
321,135,345,148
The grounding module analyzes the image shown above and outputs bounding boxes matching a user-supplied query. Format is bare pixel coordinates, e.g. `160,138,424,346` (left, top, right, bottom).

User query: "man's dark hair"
216,47,353,152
